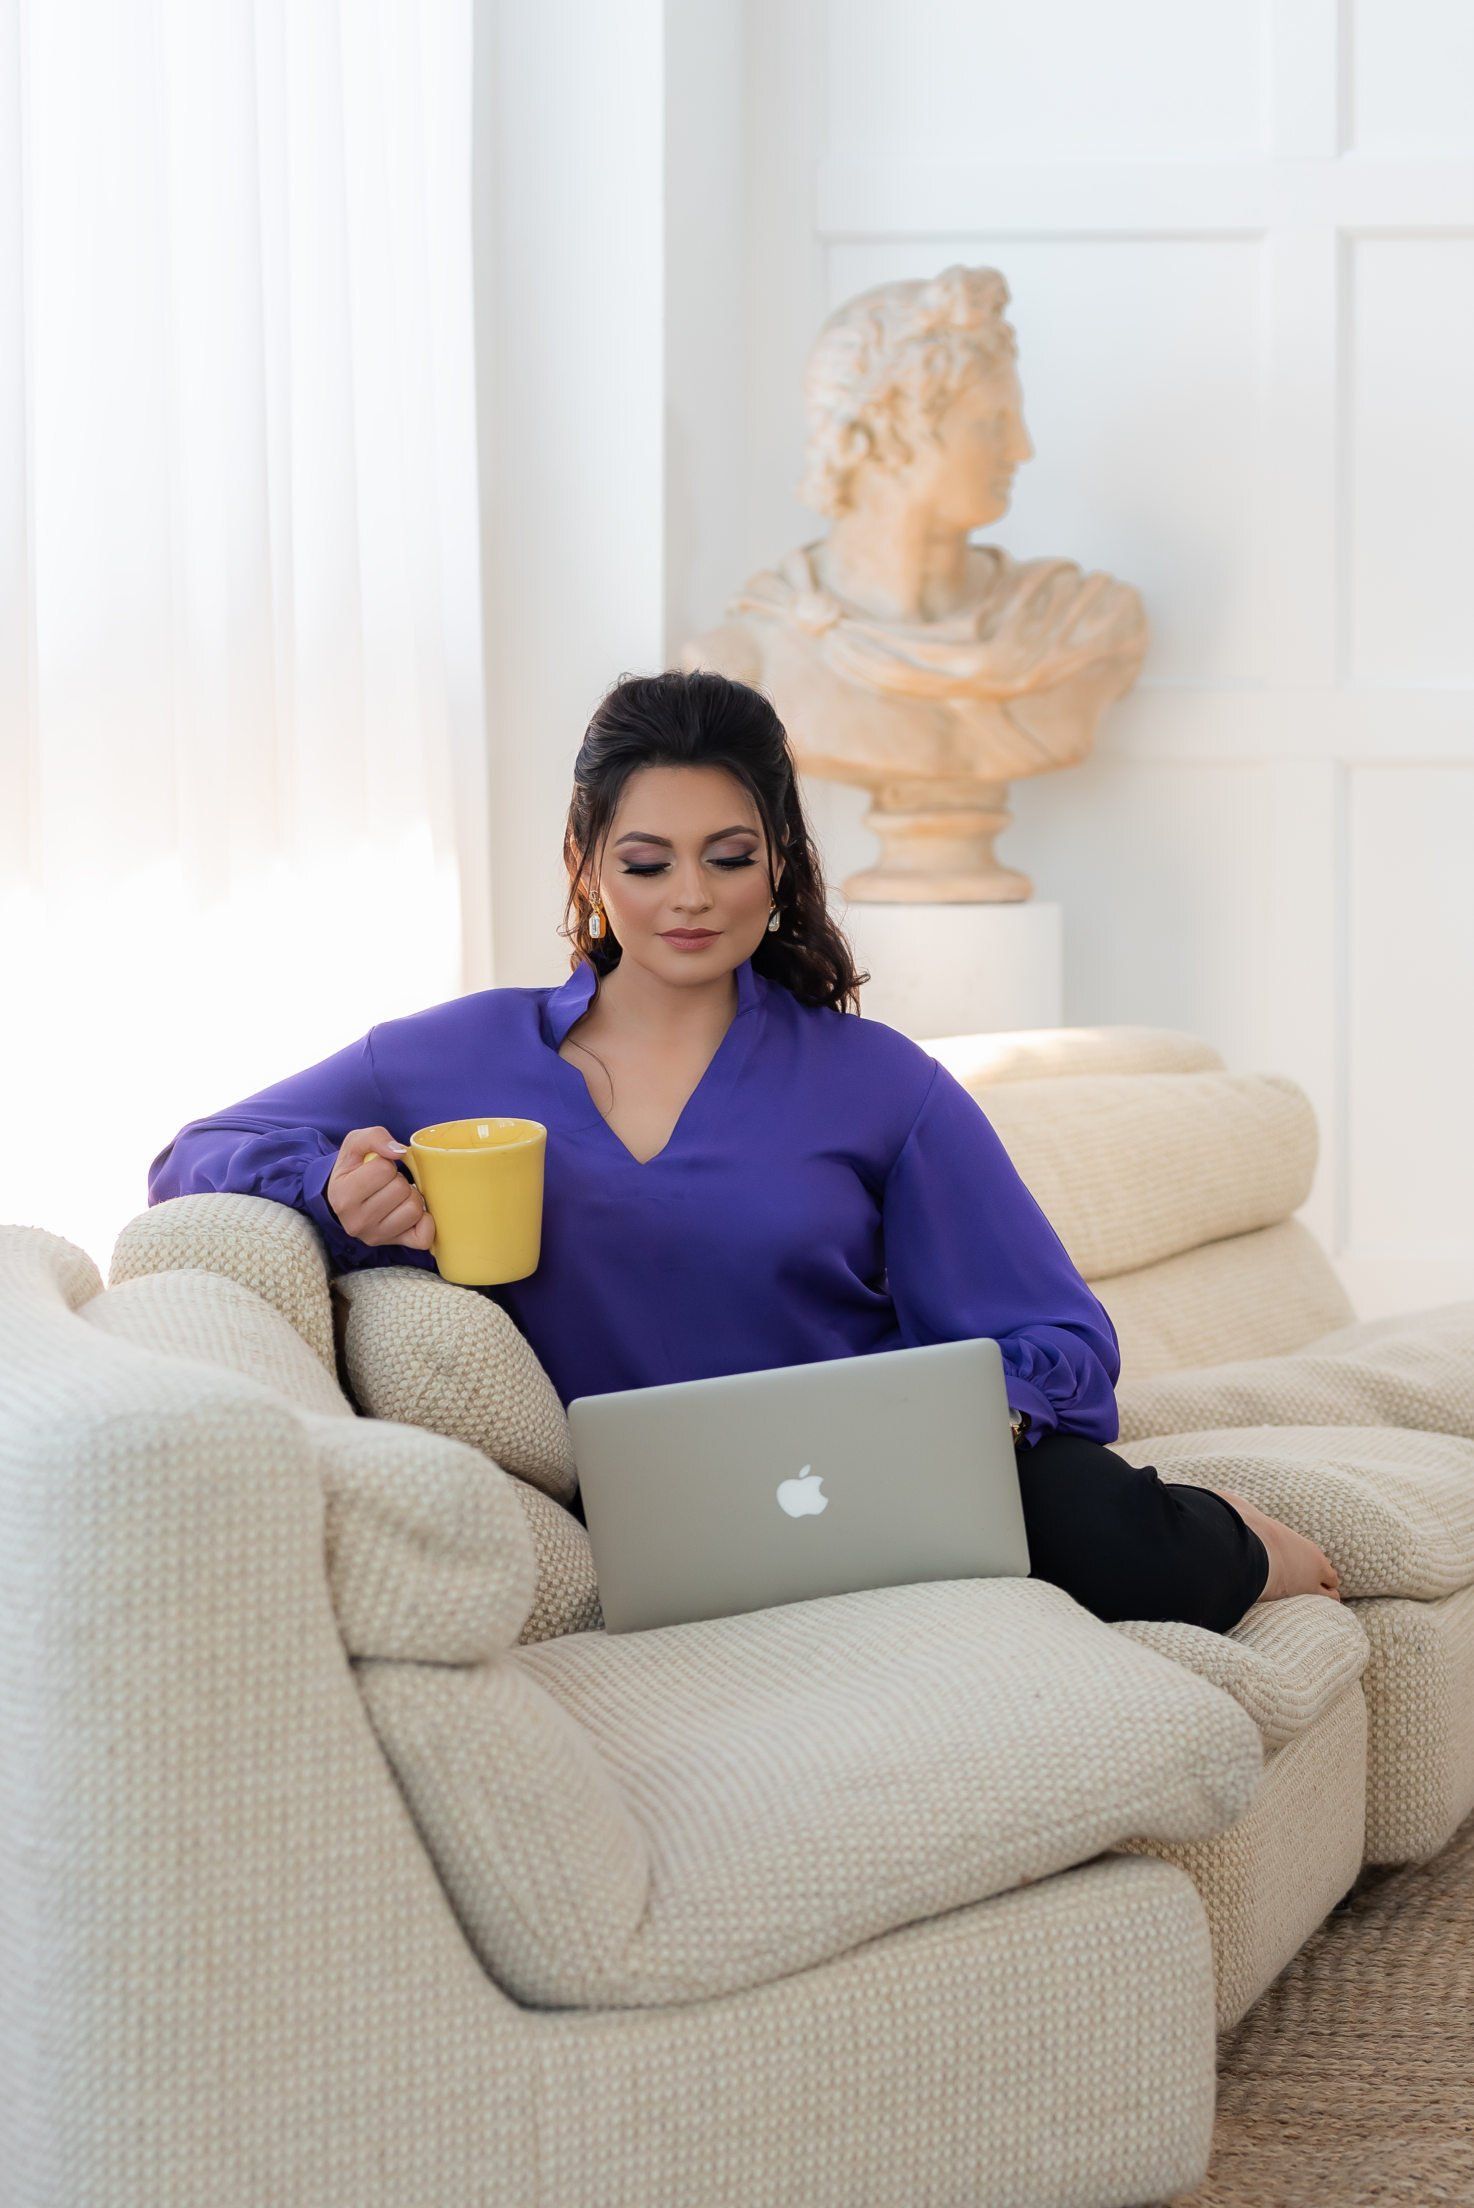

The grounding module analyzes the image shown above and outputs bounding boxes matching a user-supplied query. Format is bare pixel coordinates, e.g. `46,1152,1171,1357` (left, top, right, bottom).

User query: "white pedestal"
837,901,1064,1044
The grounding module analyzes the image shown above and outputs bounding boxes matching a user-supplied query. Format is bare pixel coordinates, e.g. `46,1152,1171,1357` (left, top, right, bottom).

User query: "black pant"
1016,1426,1271,1636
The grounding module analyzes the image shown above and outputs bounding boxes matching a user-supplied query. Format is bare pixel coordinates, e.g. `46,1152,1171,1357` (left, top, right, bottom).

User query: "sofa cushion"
1115,1594,1369,1750
1090,1216,1356,1379
1115,1421,1474,1603
112,1191,337,1373
354,1573,1265,2011
86,1264,355,1420
80,1268,539,1662
513,1482,603,1642
334,1268,577,1505
1118,1299,1474,1445
311,1418,537,1663
976,1071,1318,1281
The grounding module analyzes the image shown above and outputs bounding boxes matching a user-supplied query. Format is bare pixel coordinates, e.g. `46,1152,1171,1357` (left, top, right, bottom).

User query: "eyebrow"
613,825,760,848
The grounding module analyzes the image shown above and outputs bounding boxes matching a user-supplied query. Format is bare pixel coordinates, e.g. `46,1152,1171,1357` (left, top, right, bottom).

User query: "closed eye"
621,856,758,875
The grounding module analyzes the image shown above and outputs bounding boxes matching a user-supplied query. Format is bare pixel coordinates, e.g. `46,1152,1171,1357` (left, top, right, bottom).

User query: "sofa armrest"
110,1191,338,1376
0,1229,527,2197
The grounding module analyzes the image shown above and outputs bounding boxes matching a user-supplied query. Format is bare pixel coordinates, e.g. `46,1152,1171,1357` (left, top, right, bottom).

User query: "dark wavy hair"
559,669,870,1015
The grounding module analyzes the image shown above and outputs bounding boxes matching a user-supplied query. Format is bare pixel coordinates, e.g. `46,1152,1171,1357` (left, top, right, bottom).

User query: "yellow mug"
365,1118,546,1286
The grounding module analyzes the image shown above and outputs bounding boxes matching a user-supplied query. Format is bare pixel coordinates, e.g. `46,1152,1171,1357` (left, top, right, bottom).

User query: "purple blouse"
147,951,1121,1447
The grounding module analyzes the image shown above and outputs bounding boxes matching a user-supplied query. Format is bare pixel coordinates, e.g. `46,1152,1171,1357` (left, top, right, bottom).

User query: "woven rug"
1161,1803,1474,2205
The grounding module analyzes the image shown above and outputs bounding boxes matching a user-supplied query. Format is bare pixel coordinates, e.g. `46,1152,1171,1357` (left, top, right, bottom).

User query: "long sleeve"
880,1058,1122,1448
146,1025,413,1277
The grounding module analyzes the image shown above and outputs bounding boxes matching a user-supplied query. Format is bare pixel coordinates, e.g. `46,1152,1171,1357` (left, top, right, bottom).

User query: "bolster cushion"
977,1070,1318,1279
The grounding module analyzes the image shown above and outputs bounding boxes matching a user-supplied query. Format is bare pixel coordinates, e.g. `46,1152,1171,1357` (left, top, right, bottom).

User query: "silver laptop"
568,1337,1031,1635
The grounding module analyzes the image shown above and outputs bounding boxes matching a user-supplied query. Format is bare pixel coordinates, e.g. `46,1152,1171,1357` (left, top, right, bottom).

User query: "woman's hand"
325,1127,436,1252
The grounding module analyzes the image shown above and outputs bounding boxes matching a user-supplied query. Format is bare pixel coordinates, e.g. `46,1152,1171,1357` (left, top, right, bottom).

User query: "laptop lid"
568,1336,1031,1635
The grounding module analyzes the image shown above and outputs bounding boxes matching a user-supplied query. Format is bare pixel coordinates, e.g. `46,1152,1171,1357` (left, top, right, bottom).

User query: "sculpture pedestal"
837,900,1063,1044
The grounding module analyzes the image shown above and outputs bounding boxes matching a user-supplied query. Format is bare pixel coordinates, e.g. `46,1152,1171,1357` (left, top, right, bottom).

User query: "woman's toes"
1214,1487,1344,1604
1270,1520,1339,1600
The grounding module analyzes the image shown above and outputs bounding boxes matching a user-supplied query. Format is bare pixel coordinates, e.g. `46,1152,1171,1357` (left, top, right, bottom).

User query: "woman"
149,669,1340,1633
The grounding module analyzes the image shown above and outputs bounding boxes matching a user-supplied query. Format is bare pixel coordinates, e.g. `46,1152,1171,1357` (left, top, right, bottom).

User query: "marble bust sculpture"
679,264,1148,900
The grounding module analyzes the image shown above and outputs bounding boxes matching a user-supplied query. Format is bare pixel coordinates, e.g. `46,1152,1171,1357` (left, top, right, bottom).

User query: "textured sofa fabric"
1109,1671,1370,2031
357,1573,1265,2011
920,1020,1225,1085
110,1187,340,1372
85,1263,358,1419
1116,1593,1368,1751
92,1209,1376,2031
1110,1578,1372,2030
81,1265,538,1665
4,1222,1233,2208
1085,1215,1357,1378
334,1266,578,1504
1117,1298,1474,1458
82,1259,601,1652
978,1070,1321,1281
1351,1584,1474,1862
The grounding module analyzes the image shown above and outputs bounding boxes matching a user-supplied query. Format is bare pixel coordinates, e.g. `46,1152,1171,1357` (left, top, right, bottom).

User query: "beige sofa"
4,1021,1473,2208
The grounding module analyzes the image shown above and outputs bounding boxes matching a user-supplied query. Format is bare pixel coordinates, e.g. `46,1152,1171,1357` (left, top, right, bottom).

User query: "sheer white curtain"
0,0,490,1275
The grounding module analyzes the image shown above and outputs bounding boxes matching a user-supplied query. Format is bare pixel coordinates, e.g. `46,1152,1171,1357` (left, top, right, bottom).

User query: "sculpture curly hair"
797,264,1019,519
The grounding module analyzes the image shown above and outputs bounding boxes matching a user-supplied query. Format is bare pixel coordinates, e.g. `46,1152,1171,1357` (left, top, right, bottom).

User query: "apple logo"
776,1464,829,1518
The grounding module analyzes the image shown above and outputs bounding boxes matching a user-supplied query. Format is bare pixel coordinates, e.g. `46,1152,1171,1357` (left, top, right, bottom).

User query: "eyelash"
620,856,758,876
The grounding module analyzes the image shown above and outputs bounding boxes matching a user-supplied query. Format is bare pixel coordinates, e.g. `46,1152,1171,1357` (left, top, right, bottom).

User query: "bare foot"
1214,1486,1342,1604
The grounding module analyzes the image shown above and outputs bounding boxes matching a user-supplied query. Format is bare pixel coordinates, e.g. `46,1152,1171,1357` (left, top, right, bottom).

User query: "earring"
766,903,780,932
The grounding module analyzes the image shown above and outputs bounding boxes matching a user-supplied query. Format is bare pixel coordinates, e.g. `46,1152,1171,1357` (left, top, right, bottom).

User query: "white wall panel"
824,0,1269,160
1346,236,1474,685
1012,758,1275,1032
1347,766,1474,1251
1351,0,1474,154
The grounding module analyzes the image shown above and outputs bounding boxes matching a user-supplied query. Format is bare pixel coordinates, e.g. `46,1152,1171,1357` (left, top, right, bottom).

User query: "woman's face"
592,764,784,983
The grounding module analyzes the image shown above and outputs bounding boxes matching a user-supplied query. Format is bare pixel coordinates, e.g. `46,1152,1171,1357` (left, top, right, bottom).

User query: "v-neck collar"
541,948,764,1049
540,948,766,1169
